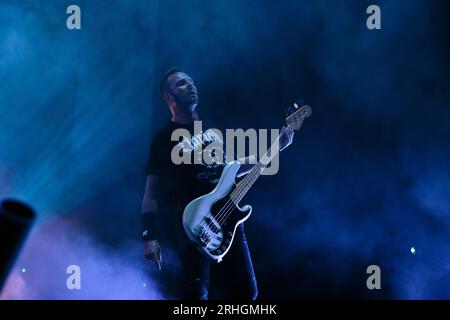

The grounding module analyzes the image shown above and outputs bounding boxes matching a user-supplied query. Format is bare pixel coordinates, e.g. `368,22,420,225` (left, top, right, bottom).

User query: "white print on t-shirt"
171,121,280,176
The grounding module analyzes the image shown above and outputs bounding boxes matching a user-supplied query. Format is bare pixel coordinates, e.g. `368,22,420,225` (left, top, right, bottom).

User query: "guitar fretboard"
230,124,294,204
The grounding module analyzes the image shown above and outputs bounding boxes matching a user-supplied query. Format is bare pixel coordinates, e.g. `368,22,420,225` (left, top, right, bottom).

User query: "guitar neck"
230,125,293,204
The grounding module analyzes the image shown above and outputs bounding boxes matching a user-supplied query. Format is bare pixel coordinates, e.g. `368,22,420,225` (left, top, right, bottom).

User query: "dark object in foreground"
0,198,35,292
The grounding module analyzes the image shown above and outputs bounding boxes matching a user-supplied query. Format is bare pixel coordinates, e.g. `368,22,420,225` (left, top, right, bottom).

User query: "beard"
175,95,198,113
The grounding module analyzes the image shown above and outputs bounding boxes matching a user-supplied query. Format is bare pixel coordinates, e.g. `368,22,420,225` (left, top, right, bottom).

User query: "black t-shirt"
146,120,226,239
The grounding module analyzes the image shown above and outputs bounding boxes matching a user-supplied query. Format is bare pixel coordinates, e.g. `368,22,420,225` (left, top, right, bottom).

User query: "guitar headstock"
286,99,312,131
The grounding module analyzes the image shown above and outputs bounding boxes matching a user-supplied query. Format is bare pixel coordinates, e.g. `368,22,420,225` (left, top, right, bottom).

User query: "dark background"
0,0,449,299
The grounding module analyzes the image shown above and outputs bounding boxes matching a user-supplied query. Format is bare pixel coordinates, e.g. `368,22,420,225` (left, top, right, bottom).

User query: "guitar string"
210,125,291,233
202,154,267,244
211,131,282,230
201,153,265,241
215,125,291,226
201,108,309,249
201,133,278,243
203,125,294,244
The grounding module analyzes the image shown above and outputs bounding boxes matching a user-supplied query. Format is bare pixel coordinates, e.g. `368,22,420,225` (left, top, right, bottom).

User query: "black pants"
180,224,258,300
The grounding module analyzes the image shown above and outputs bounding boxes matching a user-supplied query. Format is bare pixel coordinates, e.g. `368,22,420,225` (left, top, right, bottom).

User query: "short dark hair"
159,67,180,98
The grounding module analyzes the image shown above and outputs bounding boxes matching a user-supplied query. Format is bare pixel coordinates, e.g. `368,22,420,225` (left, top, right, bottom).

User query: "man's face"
166,72,198,111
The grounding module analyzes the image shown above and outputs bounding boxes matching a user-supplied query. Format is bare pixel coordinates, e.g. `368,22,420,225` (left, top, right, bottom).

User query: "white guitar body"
182,161,252,262
182,103,311,262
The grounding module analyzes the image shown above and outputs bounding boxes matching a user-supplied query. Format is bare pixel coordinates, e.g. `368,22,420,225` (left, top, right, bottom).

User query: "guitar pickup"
198,227,211,246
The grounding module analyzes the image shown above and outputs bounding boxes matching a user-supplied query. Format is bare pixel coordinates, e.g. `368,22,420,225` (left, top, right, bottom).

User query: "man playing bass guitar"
141,68,295,300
